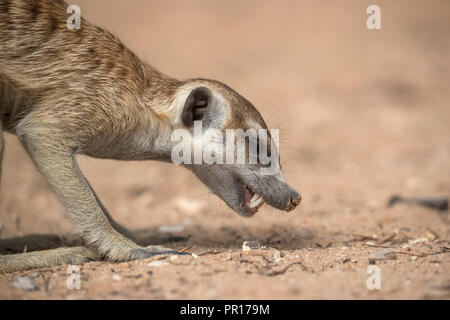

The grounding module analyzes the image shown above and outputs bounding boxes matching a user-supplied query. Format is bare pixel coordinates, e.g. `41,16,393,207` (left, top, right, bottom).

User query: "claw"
129,247,188,260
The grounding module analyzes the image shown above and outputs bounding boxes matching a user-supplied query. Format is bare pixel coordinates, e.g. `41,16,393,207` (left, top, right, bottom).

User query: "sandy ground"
1,0,449,299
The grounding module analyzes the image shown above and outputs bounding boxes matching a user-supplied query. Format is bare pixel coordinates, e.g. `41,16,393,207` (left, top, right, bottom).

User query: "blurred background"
1,0,449,299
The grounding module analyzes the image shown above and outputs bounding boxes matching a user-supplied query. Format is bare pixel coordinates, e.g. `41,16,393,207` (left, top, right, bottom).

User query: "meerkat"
0,0,301,273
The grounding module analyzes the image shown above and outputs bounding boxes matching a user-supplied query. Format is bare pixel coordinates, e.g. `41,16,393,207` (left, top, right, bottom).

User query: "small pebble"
409,237,429,244
158,225,186,233
370,250,397,261
242,241,260,252
112,274,122,281
147,261,169,267
273,250,281,262
11,277,38,291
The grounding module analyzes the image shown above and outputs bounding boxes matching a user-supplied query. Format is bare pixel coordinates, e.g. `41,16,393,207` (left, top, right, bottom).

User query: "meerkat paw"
100,240,189,262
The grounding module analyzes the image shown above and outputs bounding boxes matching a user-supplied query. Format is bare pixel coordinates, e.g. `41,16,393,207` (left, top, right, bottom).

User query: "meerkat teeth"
249,195,264,208
250,193,260,203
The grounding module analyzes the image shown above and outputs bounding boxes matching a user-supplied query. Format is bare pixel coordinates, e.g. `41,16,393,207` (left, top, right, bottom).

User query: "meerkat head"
168,79,301,217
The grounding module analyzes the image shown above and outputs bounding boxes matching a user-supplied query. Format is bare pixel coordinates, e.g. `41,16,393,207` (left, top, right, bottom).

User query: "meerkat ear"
181,87,212,126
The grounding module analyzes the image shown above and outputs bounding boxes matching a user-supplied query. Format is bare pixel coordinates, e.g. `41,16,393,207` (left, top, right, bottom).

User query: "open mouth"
241,183,265,215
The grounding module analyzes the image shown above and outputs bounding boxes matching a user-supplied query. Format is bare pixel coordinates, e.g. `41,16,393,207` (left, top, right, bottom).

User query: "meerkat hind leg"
0,246,100,274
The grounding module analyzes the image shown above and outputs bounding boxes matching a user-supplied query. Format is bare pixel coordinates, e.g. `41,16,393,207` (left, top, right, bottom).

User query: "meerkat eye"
181,87,211,126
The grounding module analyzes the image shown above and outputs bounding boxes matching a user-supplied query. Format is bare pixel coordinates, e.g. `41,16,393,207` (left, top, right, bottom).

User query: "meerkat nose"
286,195,301,211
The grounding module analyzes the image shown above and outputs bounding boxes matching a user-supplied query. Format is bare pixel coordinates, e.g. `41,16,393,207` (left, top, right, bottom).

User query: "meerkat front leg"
18,128,181,265
85,180,139,244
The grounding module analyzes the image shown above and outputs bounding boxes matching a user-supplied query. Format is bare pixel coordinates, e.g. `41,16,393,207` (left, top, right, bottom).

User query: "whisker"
266,107,289,126
188,191,212,201
275,116,304,130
